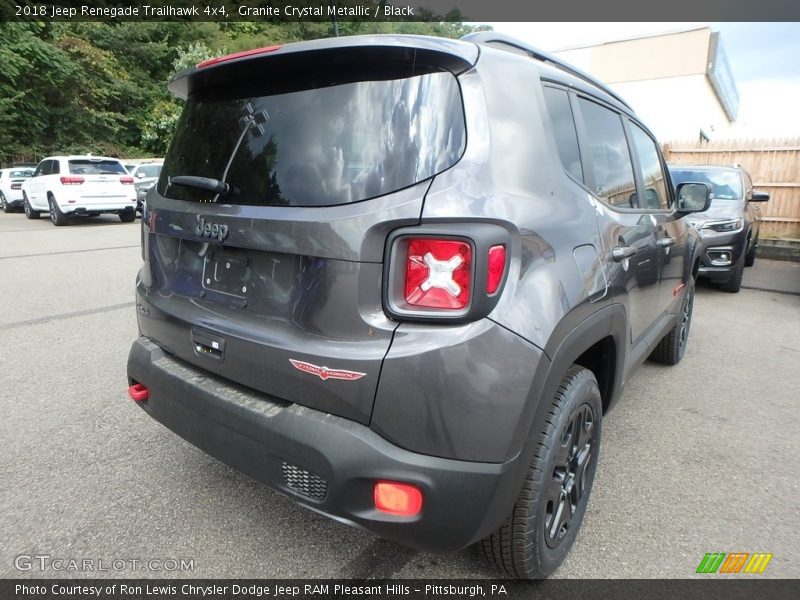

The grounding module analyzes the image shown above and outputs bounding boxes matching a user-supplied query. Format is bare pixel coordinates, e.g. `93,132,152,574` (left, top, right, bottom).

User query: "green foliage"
0,20,490,164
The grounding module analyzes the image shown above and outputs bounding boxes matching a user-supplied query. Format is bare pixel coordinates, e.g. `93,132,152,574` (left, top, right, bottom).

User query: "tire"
744,235,757,267
480,365,602,579
650,278,695,365
23,194,40,219
719,253,744,293
1,192,9,213
119,210,136,223
48,196,69,226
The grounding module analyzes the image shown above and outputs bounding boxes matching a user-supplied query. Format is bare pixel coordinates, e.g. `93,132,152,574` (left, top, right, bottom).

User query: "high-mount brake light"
59,176,84,185
374,481,423,517
404,239,472,310
197,45,282,68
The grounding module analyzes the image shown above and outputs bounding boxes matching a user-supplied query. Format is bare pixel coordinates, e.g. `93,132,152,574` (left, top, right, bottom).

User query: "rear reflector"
487,245,506,294
128,383,149,402
404,239,471,310
60,176,84,185
120,176,134,185
374,481,423,517
197,45,282,68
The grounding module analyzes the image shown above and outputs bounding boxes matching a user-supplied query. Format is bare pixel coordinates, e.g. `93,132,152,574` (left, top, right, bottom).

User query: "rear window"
137,164,162,178
670,168,743,200
68,160,126,175
158,71,465,207
9,170,33,178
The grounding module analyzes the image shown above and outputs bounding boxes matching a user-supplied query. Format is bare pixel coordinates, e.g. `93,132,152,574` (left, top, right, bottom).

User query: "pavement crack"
0,302,134,332
0,245,139,260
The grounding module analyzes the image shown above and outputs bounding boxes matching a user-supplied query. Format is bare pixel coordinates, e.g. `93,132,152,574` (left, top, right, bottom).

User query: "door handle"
612,245,638,262
657,237,674,248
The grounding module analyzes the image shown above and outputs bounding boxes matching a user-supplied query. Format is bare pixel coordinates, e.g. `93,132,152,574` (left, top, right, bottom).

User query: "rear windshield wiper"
168,175,231,196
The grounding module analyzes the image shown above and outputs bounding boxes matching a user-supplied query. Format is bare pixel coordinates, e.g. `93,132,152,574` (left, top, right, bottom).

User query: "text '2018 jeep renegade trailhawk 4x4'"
127,33,711,578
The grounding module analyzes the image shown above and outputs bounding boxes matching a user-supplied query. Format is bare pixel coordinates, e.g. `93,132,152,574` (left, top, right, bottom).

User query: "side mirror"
675,182,712,215
749,190,770,202
136,171,145,178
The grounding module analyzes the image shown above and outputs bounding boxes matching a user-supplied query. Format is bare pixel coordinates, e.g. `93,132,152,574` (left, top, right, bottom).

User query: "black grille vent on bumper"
281,462,327,501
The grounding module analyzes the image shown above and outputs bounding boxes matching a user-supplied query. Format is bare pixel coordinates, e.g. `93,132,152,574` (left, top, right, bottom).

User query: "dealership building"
553,27,739,142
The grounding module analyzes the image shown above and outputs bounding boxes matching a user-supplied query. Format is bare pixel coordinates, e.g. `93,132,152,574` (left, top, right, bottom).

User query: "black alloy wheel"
545,403,596,548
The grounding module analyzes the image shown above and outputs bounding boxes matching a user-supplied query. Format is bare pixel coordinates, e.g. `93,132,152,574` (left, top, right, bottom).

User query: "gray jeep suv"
669,164,769,292
127,32,710,578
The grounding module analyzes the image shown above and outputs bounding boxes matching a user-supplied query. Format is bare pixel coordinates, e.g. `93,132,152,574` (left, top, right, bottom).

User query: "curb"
756,239,800,262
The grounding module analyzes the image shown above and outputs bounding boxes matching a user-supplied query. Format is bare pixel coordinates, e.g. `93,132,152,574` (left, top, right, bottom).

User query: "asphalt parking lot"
1,212,798,579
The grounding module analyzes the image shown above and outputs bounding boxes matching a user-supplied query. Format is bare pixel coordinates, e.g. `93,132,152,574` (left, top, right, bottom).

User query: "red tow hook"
128,383,149,402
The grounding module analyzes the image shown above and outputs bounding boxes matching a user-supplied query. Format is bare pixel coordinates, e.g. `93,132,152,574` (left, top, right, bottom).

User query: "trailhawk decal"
289,359,366,381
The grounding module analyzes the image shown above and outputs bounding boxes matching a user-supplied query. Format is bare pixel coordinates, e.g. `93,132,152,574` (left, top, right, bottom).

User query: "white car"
0,167,35,212
22,155,138,225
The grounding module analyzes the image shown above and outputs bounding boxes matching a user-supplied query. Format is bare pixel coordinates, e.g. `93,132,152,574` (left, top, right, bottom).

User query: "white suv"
22,156,138,225
0,167,35,212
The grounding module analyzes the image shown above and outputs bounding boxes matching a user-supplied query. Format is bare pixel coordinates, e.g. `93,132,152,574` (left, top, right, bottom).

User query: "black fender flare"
476,303,629,541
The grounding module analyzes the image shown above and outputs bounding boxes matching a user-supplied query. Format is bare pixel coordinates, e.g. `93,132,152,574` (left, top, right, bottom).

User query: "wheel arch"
515,303,628,456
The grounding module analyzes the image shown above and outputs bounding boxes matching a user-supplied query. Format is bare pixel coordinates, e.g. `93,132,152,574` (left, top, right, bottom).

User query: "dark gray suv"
669,164,769,292
127,32,710,578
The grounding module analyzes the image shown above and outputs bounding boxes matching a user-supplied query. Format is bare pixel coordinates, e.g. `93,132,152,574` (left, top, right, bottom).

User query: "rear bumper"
61,202,136,214
127,336,526,551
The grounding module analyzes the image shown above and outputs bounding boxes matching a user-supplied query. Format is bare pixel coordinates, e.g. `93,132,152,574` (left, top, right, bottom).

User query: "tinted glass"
33,162,45,177
578,98,636,207
9,169,33,178
542,87,583,182
629,123,669,210
51,160,60,175
670,168,743,200
159,71,465,207
68,160,126,175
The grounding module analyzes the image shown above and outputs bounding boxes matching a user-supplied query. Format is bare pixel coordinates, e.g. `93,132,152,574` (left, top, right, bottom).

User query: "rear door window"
159,71,466,207
576,97,637,208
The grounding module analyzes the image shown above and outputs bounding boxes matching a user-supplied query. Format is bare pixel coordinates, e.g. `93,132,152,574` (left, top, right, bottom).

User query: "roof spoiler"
461,31,631,109
168,35,479,100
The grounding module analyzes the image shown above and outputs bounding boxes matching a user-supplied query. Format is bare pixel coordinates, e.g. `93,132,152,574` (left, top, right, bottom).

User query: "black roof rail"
461,31,631,109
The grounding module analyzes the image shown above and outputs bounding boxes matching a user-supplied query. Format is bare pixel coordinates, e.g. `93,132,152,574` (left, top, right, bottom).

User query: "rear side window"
159,71,466,207
542,86,583,182
628,123,670,210
68,160,126,175
577,98,636,208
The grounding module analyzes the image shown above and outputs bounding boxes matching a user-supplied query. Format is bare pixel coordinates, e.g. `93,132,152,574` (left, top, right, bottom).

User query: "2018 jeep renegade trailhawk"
127,33,711,578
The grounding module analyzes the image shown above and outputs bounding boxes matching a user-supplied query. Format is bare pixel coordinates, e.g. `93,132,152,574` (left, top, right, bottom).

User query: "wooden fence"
663,138,800,239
